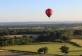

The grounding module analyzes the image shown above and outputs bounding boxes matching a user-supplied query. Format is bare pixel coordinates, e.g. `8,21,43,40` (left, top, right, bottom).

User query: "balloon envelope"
45,8,53,18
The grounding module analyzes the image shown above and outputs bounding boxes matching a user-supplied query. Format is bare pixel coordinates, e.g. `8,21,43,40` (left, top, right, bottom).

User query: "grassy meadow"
1,43,82,55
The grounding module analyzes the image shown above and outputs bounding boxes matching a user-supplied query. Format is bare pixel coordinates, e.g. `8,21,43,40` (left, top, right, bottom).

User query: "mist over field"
0,21,82,26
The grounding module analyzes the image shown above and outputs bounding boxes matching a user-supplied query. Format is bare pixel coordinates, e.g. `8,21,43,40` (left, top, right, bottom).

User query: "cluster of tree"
0,31,70,46
0,35,34,46
0,29,47,35
35,31,70,42
1,29,82,47
73,30,82,35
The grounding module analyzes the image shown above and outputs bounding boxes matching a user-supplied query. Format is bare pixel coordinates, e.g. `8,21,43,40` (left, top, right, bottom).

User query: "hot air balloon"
45,8,53,19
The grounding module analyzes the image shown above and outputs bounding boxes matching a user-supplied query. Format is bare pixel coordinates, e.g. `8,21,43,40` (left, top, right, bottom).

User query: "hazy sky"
0,0,82,22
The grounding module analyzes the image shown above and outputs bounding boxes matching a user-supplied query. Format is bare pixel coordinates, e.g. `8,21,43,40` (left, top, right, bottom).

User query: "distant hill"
0,21,82,28
0,21,82,25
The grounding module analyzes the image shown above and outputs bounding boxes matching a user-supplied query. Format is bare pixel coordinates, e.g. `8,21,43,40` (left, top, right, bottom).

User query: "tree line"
0,28,82,37
0,35,34,46
0,31,70,46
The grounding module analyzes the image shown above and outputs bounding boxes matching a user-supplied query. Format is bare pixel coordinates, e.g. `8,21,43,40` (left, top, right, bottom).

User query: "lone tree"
43,47,48,54
60,45,69,54
37,47,48,54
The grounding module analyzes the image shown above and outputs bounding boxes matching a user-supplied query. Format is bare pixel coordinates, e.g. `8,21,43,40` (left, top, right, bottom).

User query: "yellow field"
1,43,82,55
71,39,82,46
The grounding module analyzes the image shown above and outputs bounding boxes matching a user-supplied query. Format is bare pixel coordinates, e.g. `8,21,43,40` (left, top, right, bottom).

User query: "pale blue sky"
0,0,82,22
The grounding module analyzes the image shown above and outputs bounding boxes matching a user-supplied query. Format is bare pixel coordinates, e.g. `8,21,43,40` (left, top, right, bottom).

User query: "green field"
1,43,82,55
